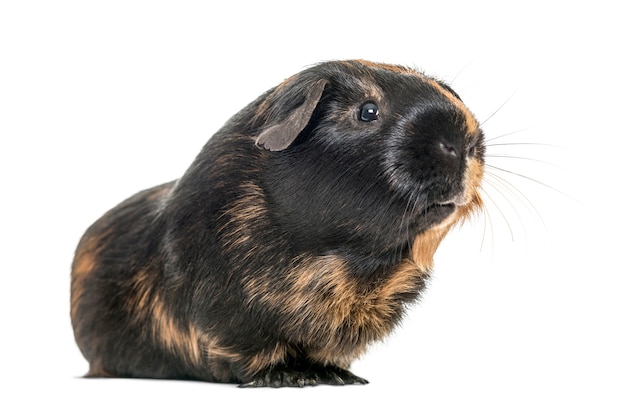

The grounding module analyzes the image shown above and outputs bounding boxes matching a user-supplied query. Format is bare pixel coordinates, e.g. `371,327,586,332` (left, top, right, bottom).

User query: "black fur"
71,60,485,387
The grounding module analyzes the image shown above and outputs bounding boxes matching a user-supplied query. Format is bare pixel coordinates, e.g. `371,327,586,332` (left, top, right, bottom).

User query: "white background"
1,1,624,413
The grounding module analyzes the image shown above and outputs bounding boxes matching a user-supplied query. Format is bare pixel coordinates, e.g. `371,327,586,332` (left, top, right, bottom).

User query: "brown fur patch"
460,157,485,217
125,269,154,313
125,271,203,367
428,79,480,137
217,182,270,259
245,343,291,374
243,254,431,368
204,336,243,361
118,265,202,367
450,156,485,225
151,294,202,366
411,225,453,271
203,335,291,380
70,231,108,325
296,254,438,368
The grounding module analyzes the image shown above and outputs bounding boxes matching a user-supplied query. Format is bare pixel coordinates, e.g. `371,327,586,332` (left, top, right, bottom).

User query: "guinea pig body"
70,60,485,387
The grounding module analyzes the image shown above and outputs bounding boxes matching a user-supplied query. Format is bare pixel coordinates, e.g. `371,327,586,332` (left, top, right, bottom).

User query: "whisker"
479,197,495,259
450,58,477,85
482,176,527,241
479,187,515,242
480,203,488,251
486,171,549,235
485,128,534,143
484,169,550,241
483,199,496,260
480,82,524,125
486,142,564,149
485,164,577,203
485,154,563,169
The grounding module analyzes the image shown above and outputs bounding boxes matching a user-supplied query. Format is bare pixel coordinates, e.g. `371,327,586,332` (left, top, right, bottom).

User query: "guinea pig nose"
439,140,459,157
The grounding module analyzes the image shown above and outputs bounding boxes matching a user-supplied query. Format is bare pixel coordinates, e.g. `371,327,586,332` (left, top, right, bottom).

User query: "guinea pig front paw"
238,364,368,388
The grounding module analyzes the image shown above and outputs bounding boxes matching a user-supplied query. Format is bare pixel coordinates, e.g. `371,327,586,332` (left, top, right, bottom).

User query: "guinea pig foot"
238,364,368,388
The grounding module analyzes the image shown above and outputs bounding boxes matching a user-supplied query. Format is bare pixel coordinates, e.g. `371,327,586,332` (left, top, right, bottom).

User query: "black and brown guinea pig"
70,59,485,387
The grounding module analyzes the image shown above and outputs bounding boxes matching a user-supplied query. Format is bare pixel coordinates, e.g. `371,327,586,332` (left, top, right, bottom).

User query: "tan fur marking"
460,157,485,217
150,292,202,366
429,79,480,137
448,156,485,226
125,269,202,366
72,246,97,276
70,251,93,321
204,336,242,361
307,346,363,370
218,182,268,255
299,254,434,367
71,232,107,323
243,254,431,367
245,343,290,374
203,336,289,378
411,226,453,272
125,269,153,313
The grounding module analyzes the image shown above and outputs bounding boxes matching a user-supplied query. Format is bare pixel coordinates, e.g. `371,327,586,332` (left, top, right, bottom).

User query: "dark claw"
317,365,369,385
238,364,368,388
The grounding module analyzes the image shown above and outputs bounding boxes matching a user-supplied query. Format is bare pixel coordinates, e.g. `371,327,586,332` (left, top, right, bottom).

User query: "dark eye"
359,102,379,122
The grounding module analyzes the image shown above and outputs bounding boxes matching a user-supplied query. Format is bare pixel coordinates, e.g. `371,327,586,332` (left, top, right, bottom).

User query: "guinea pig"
70,59,485,387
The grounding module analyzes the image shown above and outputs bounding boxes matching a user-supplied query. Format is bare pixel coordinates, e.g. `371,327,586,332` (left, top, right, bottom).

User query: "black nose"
439,140,459,158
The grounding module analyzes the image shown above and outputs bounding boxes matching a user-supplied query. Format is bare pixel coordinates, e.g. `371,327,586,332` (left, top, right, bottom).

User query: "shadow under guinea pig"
70,59,485,387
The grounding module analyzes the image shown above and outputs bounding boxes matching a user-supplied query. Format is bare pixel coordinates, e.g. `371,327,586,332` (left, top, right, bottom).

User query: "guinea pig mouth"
424,202,456,223
432,202,456,213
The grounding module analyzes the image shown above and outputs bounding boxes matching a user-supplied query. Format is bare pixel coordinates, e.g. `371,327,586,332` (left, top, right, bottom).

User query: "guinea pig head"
252,60,485,261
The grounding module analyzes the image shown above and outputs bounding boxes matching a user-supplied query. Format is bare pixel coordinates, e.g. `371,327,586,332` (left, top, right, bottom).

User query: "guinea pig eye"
359,102,379,122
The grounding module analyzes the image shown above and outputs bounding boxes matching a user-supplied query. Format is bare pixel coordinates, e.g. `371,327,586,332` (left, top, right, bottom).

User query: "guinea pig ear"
255,79,328,152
